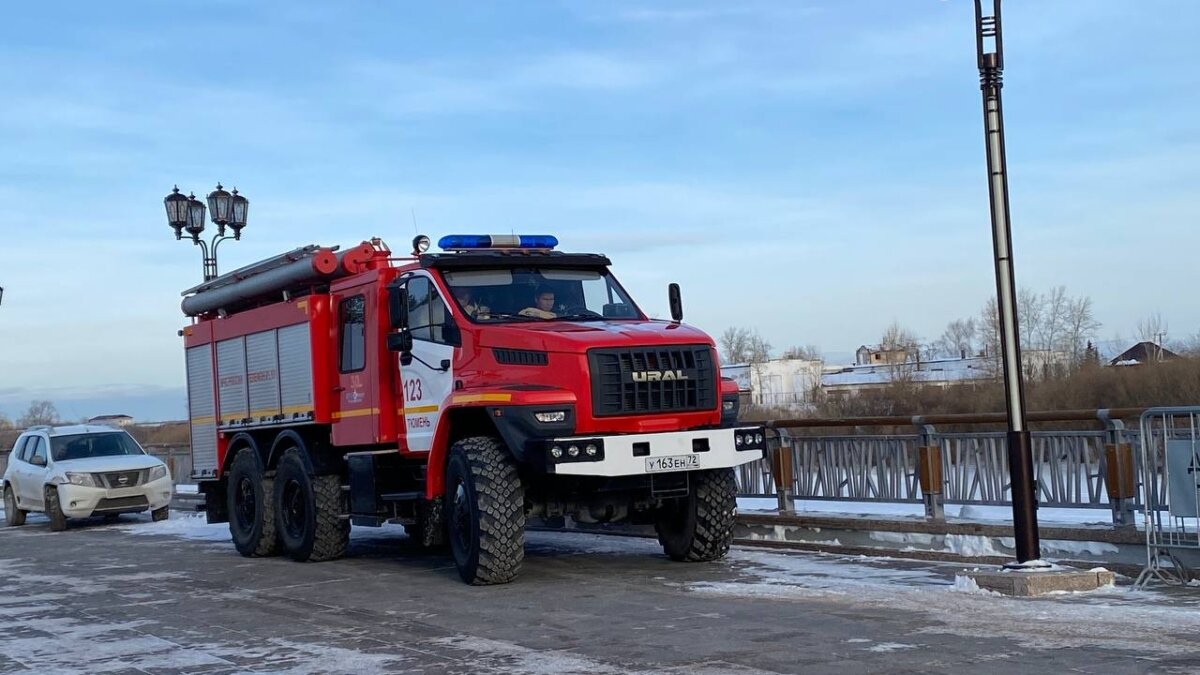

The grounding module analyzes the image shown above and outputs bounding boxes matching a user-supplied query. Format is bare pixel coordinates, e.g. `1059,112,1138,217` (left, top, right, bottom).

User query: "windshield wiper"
481,312,541,322
554,313,606,322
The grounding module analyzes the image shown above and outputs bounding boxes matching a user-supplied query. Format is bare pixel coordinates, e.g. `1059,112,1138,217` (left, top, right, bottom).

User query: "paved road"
1,511,1199,674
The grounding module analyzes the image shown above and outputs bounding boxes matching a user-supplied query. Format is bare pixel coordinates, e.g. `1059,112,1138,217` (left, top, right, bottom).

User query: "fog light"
736,434,744,446
550,446,563,458
585,444,598,456
755,433,763,444
567,445,580,457
722,400,735,411
535,411,567,424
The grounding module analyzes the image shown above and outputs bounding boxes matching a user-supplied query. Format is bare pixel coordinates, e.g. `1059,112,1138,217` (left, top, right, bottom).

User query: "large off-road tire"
3,486,27,527
45,487,68,532
226,448,280,557
654,468,738,562
445,436,525,585
274,448,349,562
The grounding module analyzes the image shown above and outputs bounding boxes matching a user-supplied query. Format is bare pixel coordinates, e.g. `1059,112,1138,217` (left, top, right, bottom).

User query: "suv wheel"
3,486,26,527
45,486,68,532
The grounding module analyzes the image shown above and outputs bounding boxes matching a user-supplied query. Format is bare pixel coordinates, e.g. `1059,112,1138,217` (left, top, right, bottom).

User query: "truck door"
399,275,456,452
333,289,378,445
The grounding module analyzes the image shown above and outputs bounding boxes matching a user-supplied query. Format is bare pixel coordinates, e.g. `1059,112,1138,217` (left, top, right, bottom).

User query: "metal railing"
737,408,1149,526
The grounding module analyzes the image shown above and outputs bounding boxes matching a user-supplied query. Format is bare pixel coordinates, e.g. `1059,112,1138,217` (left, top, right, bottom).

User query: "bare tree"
1064,296,1101,365
718,327,772,365
780,344,822,361
1137,312,1168,345
17,400,60,427
0,413,12,431
936,318,978,358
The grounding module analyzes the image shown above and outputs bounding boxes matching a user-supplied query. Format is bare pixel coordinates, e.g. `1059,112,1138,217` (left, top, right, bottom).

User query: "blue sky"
1,1,1197,421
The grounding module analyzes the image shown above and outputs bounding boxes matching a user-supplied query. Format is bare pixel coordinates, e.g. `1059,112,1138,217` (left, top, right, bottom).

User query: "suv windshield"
444,267,642,323
50,432,145,462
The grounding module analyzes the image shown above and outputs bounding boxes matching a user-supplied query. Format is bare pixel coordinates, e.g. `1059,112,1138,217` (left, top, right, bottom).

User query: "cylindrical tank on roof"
181,248,338,317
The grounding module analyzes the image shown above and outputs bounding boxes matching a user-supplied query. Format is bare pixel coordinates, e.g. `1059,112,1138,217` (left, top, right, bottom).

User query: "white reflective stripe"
550,428,762,477
490,234,520,247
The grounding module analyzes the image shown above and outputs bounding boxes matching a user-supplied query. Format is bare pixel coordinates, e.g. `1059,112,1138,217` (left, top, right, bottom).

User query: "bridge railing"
737,408,1152,526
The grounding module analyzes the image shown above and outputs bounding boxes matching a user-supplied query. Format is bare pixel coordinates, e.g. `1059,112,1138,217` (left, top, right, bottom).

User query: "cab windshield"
51,432,145,462
444,267,642,323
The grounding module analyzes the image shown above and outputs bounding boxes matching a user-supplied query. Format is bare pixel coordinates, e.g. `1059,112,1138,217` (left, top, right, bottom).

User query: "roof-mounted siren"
412,234,431,256
437,234,559,252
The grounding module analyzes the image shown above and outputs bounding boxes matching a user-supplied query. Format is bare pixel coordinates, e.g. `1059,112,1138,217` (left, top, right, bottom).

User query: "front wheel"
45,487,67,532
445,436,525,585
654,468,738,562
3,486,26,527
274,448,348,562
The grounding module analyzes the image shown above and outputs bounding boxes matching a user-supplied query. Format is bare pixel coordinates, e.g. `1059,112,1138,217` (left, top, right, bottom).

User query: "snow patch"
866,642,916,653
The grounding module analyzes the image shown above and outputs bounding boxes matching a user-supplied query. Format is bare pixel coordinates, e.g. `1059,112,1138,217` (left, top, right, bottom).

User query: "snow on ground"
736,497,1119,526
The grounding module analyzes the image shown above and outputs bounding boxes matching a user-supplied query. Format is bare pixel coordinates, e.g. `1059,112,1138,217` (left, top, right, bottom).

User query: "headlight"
148,465,169,482
534,410,568,424
723,400,736,411
66,472,98,487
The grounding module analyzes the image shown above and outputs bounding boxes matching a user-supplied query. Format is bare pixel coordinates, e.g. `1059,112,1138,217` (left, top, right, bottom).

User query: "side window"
12,436,30,462
407,277,450,343
29,437,48,465
339,295,366,372
407,278,432,340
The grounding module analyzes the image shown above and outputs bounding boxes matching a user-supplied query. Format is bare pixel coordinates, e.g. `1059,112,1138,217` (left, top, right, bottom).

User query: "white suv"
2,425,173,530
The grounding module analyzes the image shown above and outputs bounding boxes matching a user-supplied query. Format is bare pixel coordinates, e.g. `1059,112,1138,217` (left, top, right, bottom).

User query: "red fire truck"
182,234,765,584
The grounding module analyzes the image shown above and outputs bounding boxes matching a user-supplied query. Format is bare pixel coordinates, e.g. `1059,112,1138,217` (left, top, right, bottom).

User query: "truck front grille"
588,345,717,417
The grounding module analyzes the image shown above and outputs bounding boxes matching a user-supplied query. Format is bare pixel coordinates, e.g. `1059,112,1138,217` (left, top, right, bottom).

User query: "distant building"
720,358,823,411
855,345,911,366
822,356,992,397
1109,341,1180,367
87,414,134,427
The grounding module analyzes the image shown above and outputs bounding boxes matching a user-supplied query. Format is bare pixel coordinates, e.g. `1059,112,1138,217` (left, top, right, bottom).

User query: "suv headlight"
66,472,98,487
148,465,169,482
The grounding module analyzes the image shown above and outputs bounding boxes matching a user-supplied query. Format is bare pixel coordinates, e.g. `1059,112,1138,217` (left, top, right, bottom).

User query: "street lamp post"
974,0,1042,565
164,184,249,282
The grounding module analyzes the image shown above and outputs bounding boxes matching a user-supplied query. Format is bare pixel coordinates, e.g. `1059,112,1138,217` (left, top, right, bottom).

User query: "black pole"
974,0,1040,563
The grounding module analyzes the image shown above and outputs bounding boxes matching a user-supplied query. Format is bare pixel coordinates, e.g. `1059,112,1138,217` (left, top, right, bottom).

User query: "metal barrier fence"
1135,407,1200,587
738,409,1150,526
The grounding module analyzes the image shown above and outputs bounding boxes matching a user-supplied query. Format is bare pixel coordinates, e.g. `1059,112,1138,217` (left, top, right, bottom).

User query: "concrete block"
963,569,1116,597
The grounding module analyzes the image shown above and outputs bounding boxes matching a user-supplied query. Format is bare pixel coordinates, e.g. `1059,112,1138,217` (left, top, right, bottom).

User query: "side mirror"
668,283,683,323
30,455,46,467
388,283,409,330
387,331,414,365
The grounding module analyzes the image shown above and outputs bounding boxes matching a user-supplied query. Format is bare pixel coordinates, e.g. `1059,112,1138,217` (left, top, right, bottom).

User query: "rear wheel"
226,449,280,557
445,436,525,585
654,468,738,562
45,487,67,532
3,486,26,527
274,448,348,562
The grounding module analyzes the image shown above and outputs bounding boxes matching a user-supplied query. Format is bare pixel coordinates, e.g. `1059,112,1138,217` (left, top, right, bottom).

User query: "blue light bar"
438,234,559,250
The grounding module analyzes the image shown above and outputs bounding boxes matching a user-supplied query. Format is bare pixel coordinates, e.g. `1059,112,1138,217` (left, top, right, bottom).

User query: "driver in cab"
518,287,557,319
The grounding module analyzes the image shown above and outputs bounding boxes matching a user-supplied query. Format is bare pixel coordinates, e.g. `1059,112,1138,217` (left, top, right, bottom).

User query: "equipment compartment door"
400,275,454,452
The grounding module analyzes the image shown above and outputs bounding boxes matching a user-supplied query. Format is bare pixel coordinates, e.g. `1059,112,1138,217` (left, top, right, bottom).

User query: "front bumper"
545,426,764,477
57,477,174,518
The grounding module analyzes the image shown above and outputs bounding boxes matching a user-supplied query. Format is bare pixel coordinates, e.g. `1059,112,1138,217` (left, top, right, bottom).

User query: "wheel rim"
235,476,256,530
450,479,473,558
280,478,306,540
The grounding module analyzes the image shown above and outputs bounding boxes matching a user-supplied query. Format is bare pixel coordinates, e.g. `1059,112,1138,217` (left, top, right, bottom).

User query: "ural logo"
631,370,688,382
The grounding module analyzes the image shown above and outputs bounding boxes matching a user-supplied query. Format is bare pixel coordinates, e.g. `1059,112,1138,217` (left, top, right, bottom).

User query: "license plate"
645,455,699,473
